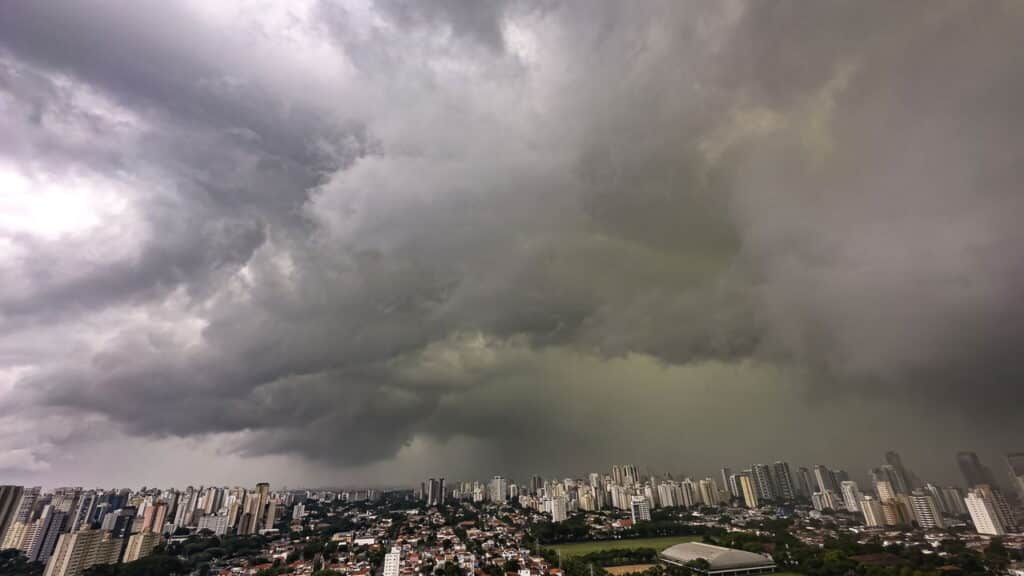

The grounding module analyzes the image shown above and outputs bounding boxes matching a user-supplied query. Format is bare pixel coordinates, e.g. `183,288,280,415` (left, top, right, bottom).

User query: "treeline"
704,521,1014,576
531,518,591,544
618,522,708,540
531,518,709,545
576,547,659,567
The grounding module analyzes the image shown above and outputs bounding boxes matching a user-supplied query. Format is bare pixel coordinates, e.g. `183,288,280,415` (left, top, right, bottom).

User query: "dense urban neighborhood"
1,452,1022,576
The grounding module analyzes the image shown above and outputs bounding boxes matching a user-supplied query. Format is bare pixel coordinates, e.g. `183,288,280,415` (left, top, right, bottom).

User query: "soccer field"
548,535,702,557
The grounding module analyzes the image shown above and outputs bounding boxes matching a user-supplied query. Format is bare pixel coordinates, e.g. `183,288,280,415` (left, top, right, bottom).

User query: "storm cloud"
1,0,1022,488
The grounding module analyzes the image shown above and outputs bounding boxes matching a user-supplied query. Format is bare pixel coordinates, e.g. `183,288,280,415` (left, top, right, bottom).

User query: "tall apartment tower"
973,485,1017,533
771,462,797,502
14,487,41,524
1006,453,1024,500
122,531,162,563
720,468,735,499
739,474,759,509
840,481,863,513
813,465,838,494
751,465,776,502
909,491,945,529
957,452,996,488
489,476,508,503
44,530,123,576
859,496,885,527
796,467,814,500
965,488,1005,535
0,486,24,543
26,506,68,564
383,548,401,576
630,495,651,523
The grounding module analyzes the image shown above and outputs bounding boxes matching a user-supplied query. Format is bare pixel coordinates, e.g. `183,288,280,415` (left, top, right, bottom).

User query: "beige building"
43,530,122,576
859,496,885,527
739,474,759,509
123,531,162,562
1,521,31,551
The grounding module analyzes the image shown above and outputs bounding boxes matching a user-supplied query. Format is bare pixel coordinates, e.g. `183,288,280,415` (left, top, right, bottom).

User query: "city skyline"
1,0,1023,491
7,449,1024,497
2,449,1021,574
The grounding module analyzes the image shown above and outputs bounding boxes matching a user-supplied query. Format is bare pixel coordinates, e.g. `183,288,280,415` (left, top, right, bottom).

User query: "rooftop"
660,542,776,571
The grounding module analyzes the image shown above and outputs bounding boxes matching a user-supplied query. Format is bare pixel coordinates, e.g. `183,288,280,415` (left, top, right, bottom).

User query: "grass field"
547,535,702,557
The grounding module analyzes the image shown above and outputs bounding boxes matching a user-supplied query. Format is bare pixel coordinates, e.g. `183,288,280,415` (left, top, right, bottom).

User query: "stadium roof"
660,542,776,573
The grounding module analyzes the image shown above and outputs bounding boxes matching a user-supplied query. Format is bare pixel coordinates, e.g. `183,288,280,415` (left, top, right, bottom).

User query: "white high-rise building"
909,491,944,529
197,513,230,536
489,476,508,504
875,480,896,502
698,478,719,507
383,548,401,576
544,496,568,522
680,479,698,508
657,483,676,508
840,481,863,513
965,488,1004,535
859,496,885,527
630,496,651,523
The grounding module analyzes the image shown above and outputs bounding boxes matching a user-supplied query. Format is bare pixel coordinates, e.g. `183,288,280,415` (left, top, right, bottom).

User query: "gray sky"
0,0,1022,489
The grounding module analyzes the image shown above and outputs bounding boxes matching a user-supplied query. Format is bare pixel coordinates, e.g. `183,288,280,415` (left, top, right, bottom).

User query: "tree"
984,538,1009,572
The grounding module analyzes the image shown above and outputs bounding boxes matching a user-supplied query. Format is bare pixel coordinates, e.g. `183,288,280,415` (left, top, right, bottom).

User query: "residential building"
123,531,161,563
43,529,122,576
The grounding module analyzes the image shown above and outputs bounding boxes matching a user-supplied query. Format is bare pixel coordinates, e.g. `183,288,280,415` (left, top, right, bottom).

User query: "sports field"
548,535,702,557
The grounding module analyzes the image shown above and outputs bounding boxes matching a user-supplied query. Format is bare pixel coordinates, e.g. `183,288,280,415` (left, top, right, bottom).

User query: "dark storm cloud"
0,0,1022,484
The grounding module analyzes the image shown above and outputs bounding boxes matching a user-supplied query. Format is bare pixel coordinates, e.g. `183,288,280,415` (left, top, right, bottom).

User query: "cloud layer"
1,0,1022,487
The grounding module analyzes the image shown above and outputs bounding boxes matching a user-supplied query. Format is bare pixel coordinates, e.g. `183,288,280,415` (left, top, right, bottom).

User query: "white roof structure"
660,542,776,575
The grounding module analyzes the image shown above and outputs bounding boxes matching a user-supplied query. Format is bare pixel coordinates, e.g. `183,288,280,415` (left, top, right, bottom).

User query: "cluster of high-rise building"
418,450,1023,538
0,482,286,576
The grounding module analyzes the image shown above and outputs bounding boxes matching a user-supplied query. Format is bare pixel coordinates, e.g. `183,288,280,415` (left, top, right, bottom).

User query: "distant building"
383,548,401,576
26,506,67,564
973,485,1017,533
1,521,31,551
425,478,446,507
965,488,1005,535
875,480,896,503
489,476,508,503
957,452,996,488
812,491,842,512
1007,453,1024,501
751,465,775,502
860,496,885,527
139,501,167,534
44,529,122,576
0,486,23,543
795,467,814,500
544,496,568,522
739,474,759,509
813,465,838,494
197,513,230,536
771,462,796,502
630,495,651,523
909,491,944,529
721,468,735,499
840,481,863,513
123,531,161,563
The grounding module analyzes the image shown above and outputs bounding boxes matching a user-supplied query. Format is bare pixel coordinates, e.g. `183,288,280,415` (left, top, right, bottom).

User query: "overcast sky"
1,0,1022,490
